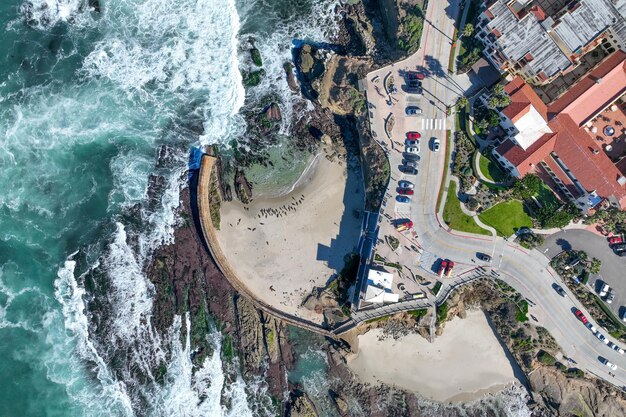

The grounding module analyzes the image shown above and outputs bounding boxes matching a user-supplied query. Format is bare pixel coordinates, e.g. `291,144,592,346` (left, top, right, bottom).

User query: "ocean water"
0,1,338,416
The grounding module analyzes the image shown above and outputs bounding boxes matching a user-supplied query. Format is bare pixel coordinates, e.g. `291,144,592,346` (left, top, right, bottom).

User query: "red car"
407,71,425,80
445,261,455,277
398,189,414,195
438,260,448,278
609,235,623,245
407,131,421,139
575,309,588,324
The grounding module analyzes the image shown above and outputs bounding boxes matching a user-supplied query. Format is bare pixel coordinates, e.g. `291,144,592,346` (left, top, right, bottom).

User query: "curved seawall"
195,154,334,337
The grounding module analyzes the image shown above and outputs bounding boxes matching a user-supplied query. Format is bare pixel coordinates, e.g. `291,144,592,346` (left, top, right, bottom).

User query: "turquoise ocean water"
0,1,339,416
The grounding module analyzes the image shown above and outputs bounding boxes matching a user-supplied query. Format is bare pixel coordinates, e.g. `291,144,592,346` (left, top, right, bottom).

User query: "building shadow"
315,115,365,274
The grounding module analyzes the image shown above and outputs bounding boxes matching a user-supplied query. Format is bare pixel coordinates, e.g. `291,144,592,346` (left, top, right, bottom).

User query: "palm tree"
462,23,474,38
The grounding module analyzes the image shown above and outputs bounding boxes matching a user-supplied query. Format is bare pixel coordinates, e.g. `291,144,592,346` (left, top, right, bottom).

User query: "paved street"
542,230,626,319
362,0,626,389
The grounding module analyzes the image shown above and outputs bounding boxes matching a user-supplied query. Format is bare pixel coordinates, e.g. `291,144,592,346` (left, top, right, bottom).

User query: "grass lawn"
443,181,491,235
478,154,507,183
479,200,533,237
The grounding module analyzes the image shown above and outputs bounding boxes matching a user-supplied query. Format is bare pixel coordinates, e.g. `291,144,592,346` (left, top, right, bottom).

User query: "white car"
432,138,440,152
622,309,626,322
599,283,610,297
609,342,625,355
601,358,618,370
405,146,420,155
586,322,597,333
398,180,414,189
596,332,610,345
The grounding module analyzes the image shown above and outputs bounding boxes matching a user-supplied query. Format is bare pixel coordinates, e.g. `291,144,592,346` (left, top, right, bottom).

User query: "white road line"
420,118,447,131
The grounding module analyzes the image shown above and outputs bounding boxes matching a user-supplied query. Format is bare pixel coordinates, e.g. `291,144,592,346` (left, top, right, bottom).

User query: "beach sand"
214,152,364,323
347,310,519,402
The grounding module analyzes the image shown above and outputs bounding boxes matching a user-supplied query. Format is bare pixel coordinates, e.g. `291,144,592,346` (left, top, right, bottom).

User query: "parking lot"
541,229,626,320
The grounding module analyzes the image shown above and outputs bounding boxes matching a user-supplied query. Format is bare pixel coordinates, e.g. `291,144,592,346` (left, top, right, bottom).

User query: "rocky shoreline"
141,1,626,416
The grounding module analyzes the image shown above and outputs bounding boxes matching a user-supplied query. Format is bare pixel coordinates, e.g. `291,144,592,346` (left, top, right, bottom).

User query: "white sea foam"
81,0,246,147
52,257,135,416
20,0,94,29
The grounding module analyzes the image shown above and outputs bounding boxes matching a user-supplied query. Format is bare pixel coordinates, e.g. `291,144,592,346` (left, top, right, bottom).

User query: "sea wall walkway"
196,155,334,337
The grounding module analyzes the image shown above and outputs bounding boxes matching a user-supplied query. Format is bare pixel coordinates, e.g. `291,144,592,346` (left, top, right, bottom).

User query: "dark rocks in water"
250,47,263,67
285,388,318,417
241,69,265,87
264,103,281,122
146,187,293,400
234,169,253,204
283,62,299,91
88,0,101,13
293,44,326,101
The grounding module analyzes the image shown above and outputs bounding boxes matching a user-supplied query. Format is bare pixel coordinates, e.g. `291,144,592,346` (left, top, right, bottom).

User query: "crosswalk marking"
421,118,447,131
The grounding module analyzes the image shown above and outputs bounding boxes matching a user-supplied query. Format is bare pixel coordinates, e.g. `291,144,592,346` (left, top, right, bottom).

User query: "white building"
363,269,399,304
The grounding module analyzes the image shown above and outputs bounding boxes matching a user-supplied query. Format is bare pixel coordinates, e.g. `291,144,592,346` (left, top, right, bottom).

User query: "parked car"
398,188,414,196
586,322,597,333
406,71,425,80
609,235,623,245
432,138,440,152
575,309,588,324
609,342,625,354
613,243,626,253
622,309,626,322
403,159,418,168
405,139,419,146
601,357,618,370
406,106,422,115
596,332,610,345
599,283,610,297
606,290,615,304
403,153,420,161
552,283,567,297
396,195,411,203
406,131,421,139
398,180,414,189
399,166,418,175
405,146,420,155
476,253,492,262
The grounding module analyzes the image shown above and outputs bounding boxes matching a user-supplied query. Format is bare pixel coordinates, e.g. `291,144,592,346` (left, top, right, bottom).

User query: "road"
362,0,626,388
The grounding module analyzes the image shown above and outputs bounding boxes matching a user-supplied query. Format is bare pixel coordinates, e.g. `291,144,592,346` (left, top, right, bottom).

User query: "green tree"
462,23,474,38
457,96,469,110
589,257,601,274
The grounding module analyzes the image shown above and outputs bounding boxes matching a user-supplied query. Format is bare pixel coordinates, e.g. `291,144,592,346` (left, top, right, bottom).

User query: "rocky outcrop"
264,103,281,121
145,186,292,400
285,389,318,417
529,366,626,417
233,168,253,204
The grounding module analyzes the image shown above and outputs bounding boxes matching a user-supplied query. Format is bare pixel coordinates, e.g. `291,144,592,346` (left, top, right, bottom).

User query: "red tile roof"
503,76,548,120
496,133,556,175
549,115,626,207
541,154,582,198
548,51,626,125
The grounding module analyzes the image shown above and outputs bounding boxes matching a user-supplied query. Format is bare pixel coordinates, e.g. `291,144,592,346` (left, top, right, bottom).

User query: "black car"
476,253,492,262
399,166,418,175
613,242,626,252
403,153,420,161
552,283,567,297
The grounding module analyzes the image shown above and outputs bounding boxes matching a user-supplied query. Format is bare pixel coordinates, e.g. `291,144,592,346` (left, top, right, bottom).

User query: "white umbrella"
591,126,598,133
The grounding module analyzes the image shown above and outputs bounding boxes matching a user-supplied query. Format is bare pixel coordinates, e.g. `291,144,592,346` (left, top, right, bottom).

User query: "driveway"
541,230,626,319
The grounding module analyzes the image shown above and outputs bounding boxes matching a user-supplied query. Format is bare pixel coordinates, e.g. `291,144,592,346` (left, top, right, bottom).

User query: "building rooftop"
484,0,626,80
548,50,626,125
552,0,620,54
486,1,571,78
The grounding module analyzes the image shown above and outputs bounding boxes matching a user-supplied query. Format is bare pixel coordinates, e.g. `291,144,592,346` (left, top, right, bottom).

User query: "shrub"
436,302,449,323
387,235,400,251
537,350,556,365
515,300,529,322
408,309,427,320
397,6,424,53
432,281,442,295
566,368,584,378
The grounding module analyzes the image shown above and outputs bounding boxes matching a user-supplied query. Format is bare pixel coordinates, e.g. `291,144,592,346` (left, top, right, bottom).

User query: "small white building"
363,269,399,304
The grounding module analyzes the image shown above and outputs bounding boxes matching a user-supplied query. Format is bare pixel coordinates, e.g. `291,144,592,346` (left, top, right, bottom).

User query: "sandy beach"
214,151,364,323
347,310,520,402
